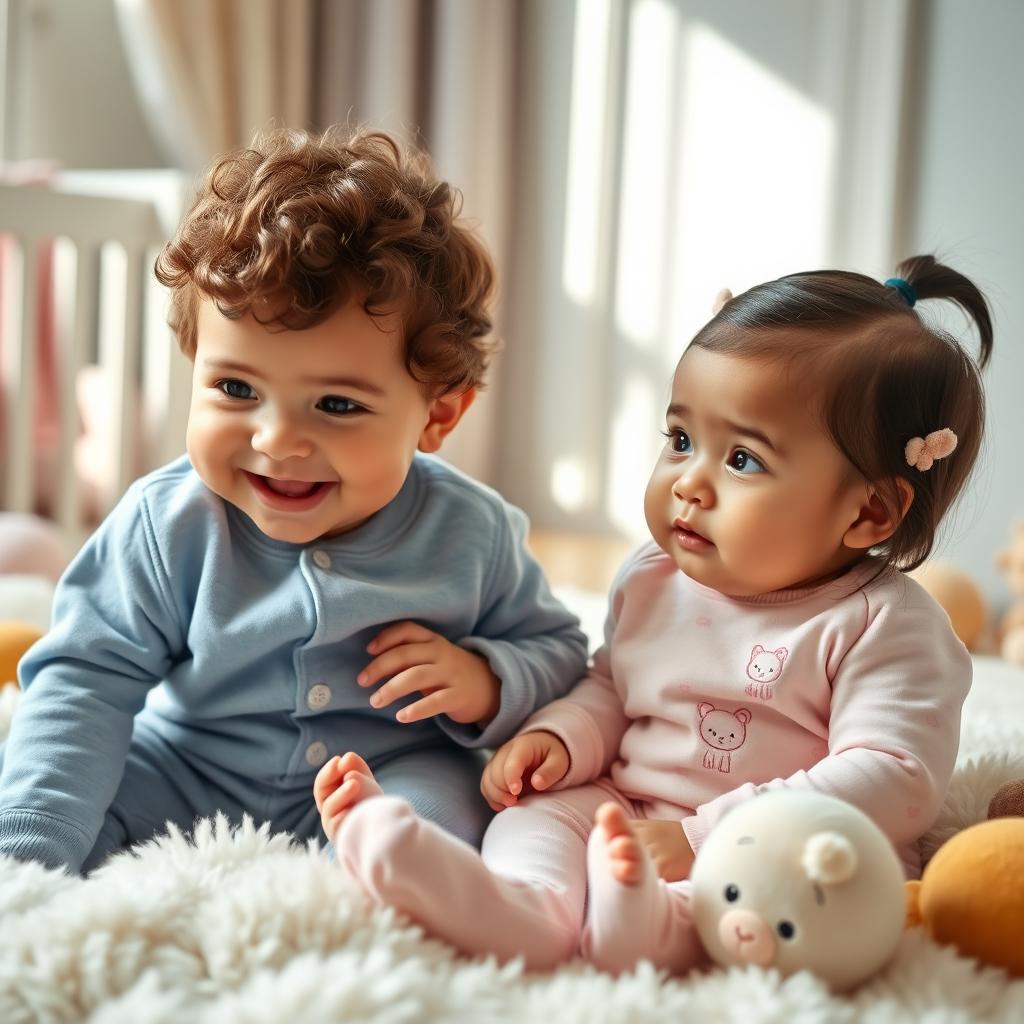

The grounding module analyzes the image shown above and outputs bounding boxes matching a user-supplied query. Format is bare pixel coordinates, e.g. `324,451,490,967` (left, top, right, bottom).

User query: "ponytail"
893,255,993,369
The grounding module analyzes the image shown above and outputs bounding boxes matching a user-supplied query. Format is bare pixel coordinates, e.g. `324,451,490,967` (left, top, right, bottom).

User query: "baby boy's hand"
629,818,695,882
480,730,570,812
359,621,501,726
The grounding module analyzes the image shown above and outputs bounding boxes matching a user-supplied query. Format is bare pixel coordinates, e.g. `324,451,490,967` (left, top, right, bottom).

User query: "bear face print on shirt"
744,644,789,701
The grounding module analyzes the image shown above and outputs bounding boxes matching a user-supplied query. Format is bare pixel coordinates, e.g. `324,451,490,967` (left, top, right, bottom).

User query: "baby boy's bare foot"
595,801,645,885
313,751,384,842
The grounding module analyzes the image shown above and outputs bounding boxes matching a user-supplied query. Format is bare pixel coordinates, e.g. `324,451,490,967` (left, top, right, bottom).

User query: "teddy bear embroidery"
697,702,752,773
744,644,789,701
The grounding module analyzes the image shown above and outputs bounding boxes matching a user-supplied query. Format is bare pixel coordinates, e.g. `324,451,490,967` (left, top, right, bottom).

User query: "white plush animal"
691,790,906,991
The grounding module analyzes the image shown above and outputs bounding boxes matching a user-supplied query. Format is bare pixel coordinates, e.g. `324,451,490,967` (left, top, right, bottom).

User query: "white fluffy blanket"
2,660,1023,1022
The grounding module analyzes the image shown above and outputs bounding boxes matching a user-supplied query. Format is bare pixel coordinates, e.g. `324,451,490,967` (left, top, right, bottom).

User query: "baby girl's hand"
359,621,501,726
629,818,695,882
481,731,570,812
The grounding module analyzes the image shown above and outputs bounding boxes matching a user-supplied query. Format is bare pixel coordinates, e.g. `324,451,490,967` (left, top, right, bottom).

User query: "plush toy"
987,779,1024,819
691,790,906,991
906,814,1024,977
0,513,64,686
0,512,70,583
0,621,42,686
995,521,1024,665
910,561,988,652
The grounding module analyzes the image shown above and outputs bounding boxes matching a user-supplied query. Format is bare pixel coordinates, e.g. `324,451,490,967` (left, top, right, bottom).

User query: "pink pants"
336,780,706,973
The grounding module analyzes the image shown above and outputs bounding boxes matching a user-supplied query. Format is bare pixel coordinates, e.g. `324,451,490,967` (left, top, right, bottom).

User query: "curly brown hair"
689,255,993,573
155,126,497,393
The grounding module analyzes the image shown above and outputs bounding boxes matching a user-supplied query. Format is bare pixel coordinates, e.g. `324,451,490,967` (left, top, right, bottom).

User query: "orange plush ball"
0,621,43,686
906,817,1024,976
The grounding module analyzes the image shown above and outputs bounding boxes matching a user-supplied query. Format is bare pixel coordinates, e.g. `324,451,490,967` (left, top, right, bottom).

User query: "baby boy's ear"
418,387,477,453
712,288,733,315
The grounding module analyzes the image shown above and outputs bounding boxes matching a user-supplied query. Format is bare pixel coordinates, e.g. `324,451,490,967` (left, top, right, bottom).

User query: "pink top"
523,542,972,875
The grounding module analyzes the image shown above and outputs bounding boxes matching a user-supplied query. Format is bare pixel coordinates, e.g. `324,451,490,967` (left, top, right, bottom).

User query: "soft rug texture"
2,661,1023,1022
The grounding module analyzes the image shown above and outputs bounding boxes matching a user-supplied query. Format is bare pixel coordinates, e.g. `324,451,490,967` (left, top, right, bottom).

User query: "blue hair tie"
884,277,917,308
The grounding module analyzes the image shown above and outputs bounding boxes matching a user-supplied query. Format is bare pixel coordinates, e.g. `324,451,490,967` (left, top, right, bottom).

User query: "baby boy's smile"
243,471,336,512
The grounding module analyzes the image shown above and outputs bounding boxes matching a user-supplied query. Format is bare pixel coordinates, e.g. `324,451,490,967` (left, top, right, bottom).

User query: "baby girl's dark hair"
155,126,496,393
689,255,993,572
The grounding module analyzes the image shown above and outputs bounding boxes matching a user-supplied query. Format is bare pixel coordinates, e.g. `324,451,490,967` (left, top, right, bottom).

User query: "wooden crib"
0,182,190,544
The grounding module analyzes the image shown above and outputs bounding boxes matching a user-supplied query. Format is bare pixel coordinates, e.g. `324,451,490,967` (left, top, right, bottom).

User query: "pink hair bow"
904,428,958,471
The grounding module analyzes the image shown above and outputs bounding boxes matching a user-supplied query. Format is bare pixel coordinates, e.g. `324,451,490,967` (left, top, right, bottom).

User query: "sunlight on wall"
666,22,835,364
550,455,589,514
600,14,835,540
561,0,612,307
612,0,677,350
607,372,658,538
553,4,837,538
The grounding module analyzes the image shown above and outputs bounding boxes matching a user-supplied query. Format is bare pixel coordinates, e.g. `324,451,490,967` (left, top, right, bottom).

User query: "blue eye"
663,428,692,455
317,395,363,416
729,449,765,474
218,379,255,400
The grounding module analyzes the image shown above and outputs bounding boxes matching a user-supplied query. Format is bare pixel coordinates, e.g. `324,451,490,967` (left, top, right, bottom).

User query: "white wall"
903,0,1024,611
498,2,917,529
3,0,163,167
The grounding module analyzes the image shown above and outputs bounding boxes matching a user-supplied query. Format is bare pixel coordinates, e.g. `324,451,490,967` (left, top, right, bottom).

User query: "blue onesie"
0,454,589,873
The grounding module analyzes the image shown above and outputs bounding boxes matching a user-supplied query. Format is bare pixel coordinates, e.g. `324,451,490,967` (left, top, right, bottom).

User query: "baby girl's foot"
313,752,384,842
582,802,663,973
596,802,645,884
582,802,705,975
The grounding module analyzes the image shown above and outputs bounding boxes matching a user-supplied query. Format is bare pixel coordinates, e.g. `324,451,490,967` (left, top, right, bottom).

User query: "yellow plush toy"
0,621,42,687
906,794,1024,977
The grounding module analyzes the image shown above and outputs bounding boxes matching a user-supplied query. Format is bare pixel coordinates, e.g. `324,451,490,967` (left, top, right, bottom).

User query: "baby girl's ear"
712,288,733,315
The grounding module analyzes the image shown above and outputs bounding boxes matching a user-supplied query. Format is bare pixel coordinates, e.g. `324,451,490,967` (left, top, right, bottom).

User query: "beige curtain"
315,0,515,484
114,0,315,171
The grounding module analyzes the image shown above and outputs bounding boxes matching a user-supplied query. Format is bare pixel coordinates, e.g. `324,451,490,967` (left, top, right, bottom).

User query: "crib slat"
1,238,39,513
52,239,94,542
119,248,144,500
96,241,142,511
0,237,15,508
